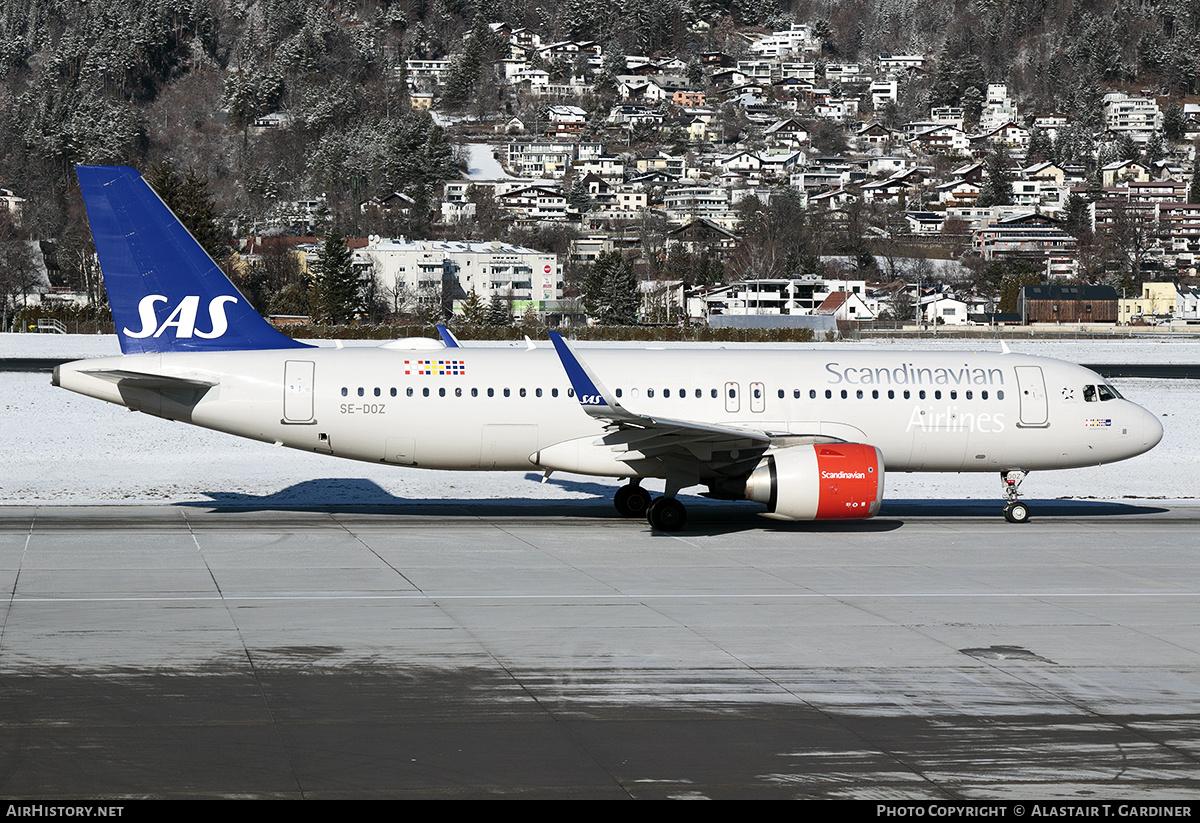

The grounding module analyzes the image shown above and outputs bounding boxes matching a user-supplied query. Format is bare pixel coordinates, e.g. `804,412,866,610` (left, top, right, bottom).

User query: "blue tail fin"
76,165,310,354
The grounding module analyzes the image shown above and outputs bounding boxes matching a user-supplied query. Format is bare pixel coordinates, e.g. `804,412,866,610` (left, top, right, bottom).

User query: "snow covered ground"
464,143,512,180
2,333,1196,506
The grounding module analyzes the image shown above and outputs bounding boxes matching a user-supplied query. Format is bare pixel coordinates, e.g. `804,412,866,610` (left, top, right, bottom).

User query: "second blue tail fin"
76,165,310,354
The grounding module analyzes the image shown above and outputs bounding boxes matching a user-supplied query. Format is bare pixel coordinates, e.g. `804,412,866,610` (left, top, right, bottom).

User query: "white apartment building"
748,23,815,57
1103,92,1162,142
979,84,1019,134
355,238,561,313
704,276,869,317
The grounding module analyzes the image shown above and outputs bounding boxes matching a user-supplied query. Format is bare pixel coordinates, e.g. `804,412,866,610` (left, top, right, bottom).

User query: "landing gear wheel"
1004,501,1030,523
646,497,687,532
613,483,652,518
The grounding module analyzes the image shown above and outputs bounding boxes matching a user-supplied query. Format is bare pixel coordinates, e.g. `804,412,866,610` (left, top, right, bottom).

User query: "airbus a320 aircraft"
55,166,1163,530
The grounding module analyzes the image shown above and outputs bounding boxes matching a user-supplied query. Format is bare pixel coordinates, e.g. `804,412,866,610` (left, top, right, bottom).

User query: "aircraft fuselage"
55,346,1163,479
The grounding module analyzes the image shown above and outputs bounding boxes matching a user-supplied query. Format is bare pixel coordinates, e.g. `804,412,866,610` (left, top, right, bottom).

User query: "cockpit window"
1083,385,1097,402
1097,384,1121,401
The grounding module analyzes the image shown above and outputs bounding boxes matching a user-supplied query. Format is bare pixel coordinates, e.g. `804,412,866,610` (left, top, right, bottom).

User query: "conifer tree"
146,163,227,263
459,287,486,325
582,251,639,325
976,147,1014,208
314,230,360,324
485,292,510,326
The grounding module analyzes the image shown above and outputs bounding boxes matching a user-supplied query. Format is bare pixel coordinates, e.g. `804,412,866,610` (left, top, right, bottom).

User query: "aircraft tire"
1003,501,1030,523
647,497,687,532
614,484,652,518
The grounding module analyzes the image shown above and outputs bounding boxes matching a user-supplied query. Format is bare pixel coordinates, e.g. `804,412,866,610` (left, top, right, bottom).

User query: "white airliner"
54,166,1163,530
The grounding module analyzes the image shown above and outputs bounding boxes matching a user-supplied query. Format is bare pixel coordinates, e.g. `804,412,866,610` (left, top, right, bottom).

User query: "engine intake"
744,443,884,521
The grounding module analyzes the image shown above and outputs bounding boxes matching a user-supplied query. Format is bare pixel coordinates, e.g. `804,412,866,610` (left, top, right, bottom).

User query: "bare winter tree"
0,210,43,331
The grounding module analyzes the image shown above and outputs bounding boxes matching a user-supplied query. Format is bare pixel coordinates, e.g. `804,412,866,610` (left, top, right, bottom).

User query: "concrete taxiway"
1,501,1198,799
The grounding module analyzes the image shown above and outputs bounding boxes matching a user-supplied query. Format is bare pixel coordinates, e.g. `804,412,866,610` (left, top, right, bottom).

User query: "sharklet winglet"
547,331,625,416
436,325,461,348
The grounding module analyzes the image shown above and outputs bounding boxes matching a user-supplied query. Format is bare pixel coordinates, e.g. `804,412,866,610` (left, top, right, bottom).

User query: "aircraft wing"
548,332,772,468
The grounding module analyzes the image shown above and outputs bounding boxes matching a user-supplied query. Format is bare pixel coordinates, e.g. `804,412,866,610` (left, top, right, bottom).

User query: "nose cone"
1141,404,1164,453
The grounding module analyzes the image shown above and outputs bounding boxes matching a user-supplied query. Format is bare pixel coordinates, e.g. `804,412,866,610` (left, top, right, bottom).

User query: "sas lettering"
124,294,237,340
580,394,605,405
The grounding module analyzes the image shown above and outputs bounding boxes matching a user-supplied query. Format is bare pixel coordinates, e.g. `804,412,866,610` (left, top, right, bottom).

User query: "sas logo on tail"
124,295,236,339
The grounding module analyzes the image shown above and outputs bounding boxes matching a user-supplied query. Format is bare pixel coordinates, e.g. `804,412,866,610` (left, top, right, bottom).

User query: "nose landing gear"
1001,470,1029,523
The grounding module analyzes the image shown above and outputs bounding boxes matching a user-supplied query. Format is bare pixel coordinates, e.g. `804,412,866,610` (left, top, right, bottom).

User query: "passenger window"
341,387,347,397
520,388,526,397
840,390,847,399
439,388,445,397
422,388,429,397
919,390,926,400
872,390,878,399
407,387,413,397
997,390,1005,400
695,389,701,398
615,388,622,398
904,390,911,399
794,389,801,399
934,390,941,400
856,389,863,399
455,387,462,397
982,390,988,400
664,389,671,398
357,387,364,397
374,388,381,397
536,388,542,397
887,390,894,399
965,390,972,400
825,390,831,399
552,388,559,397
390,388,397,397
471,388,478,397
810,389,816,399
647,389,655,398
711,389,718,398
949,390,956,400
504,388,511,397
568,388,574,397
488,388,494,397
778,389,785,399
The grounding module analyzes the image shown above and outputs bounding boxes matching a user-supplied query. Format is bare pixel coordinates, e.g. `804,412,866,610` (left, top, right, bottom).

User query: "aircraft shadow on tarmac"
178,476,1168,536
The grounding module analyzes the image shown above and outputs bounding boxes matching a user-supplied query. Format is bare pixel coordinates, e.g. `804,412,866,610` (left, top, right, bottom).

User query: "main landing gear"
646,497,687,531
612,481,688,532
1001,470,1030,523
613,481,651,518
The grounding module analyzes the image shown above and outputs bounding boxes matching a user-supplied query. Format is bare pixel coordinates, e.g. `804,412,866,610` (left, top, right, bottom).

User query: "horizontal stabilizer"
81,369,219,390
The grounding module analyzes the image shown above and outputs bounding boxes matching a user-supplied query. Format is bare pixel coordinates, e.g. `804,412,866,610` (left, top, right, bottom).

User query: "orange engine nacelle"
743,443,884,521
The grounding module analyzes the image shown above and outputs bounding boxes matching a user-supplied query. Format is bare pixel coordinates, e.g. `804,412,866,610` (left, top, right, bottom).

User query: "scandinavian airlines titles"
826,362,1006,386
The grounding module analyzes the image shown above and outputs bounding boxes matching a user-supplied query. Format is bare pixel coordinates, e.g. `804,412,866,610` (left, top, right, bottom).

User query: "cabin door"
283,360,315,423
1015,366,1049,428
